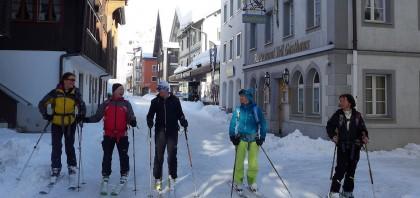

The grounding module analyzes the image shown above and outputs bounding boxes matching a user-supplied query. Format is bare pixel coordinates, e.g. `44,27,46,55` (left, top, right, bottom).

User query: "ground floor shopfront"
244,49,420,150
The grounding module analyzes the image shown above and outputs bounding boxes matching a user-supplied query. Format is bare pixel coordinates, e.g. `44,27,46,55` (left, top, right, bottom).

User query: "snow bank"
181,101,229,124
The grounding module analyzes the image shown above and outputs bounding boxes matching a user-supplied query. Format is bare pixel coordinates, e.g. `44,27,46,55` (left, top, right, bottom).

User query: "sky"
115,0,221,83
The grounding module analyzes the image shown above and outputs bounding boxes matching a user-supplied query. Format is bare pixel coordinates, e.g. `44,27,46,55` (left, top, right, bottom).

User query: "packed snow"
0,95,419,197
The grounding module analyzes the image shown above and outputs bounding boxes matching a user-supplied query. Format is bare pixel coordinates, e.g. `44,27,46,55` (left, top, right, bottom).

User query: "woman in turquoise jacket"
229,89,267,194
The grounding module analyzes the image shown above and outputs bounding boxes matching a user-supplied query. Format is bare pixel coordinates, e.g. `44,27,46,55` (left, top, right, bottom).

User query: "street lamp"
264,72,271,87
283,68,290,85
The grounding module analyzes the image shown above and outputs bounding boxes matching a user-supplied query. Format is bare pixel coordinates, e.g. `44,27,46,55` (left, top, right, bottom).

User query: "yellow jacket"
38,86,86,126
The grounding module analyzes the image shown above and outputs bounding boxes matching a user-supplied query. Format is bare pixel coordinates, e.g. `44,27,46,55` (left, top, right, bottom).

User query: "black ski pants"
330,143,361,193
51,123,77,171
101,136,130,177
153,128,179,179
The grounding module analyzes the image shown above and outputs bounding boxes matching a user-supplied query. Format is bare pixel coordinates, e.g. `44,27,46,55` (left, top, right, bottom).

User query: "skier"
84,83,137,195
146,81,188,192
229,89,267,195
38,72,86,184
327,94,369,198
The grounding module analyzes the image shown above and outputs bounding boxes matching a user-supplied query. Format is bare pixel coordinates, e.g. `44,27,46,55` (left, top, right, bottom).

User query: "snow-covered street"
0,95,419,198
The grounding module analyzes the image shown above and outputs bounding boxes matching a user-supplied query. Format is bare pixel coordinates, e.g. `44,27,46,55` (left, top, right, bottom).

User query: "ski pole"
132,127,137,195
230,146,238,198
364,144,376,198
184,128,199,197
260,146,293,198
330,145,337,180
147,127,153,198
16,121,51,181
77,123,83,191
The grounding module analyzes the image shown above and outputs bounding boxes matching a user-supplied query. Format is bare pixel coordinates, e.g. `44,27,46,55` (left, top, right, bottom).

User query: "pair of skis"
100,179,128,196
39,174,77,195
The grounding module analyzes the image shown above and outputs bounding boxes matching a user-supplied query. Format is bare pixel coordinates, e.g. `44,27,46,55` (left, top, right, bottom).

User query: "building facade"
170,9,222,103
140,55,158,95
235,0,420,150
220,0,246,112
0,0,126,131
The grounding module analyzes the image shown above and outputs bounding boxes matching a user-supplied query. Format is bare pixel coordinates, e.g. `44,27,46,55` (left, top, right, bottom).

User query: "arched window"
313,72,320,114
298,73,304,113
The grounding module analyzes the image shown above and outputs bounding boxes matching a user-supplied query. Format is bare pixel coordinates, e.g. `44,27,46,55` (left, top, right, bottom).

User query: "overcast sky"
115,0,221,83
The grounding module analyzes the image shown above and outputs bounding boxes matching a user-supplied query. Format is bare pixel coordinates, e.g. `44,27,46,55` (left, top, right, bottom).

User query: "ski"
67,174,77,191
39,175,63,195
110,179,128,196
227,181,248,198
99,179,109,196
244,187,267,198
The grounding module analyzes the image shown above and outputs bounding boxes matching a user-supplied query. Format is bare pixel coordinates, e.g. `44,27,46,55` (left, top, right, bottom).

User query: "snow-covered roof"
174,66,191,74
142,52,154,58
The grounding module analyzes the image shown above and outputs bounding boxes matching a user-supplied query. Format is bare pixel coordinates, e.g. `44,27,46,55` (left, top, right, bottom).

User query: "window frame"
365,74,388,116
306,0,321,30
265,11,273,45
223,3,227,23
298,73,304,113
11,0,63,23
236,32,241,58
249,23,257,50
223,42,227,62
229,38,233,61
283,0,294,38
364,0,386,23
312,72,320,114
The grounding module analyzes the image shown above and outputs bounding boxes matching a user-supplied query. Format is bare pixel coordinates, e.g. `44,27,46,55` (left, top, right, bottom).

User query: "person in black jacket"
326,94,369,198
146,81,188,192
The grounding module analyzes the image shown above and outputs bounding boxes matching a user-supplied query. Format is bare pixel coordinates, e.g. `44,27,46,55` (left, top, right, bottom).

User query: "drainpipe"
59,53,80,80
98,74,110,109
352,0,358,101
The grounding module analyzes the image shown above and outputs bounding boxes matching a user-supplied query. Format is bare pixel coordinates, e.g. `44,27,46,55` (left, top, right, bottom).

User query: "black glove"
130,120,137,127
230,135,240,146
147,120,154,129
180,118,188,128
76,114,84,123
43,114,53,121
256,137,265,146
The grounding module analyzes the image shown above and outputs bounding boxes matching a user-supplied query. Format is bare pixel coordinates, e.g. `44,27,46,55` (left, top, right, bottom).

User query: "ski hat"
157,81,170,92
238,89,255,104
112,83,123,93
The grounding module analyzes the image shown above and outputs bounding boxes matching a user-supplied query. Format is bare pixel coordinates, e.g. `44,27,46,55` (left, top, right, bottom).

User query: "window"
152,76,157,82
229,39,233,60
223,43,227,62
307,0,321,29
224,3,227,23
250,23,256,49
152,65,157,72
230,0,233,17
236,33,241,57
237,0,241,10
298,74,304,113
283,0,294,37
365,75,387,115
265,12,273,44
364,0,388,23
12,0,61,22
181,40,184,50
313,72,320,114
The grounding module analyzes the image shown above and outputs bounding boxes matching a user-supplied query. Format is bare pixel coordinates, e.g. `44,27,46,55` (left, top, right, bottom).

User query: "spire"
153,11,163,57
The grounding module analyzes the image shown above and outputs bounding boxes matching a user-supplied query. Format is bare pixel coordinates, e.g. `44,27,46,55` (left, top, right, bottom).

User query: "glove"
230,135,240,146
43,114,53,121
180,118,188,128
83,117,90,123
76,114,84,123
130,120,137,127
256,137,265,146
147,120,154,129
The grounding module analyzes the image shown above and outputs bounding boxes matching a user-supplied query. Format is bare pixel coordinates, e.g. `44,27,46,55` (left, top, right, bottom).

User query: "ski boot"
328,192,340,198
50,168,60,183
341,191,354,198
155,178,162,192
249,183,258,193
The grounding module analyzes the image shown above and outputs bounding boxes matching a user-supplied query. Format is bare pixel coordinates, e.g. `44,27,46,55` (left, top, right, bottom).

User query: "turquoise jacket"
229,89,267,142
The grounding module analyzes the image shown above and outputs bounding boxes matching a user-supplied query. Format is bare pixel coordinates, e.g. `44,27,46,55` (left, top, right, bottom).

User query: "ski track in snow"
0,95,419,197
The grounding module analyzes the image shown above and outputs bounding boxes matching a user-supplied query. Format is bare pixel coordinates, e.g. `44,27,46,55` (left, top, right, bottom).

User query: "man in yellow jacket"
38,72,86,184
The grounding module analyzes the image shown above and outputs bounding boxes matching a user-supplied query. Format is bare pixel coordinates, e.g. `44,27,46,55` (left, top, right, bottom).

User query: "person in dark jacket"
38,72,86,183
84,83,137,188
327,94,369,198
146,81,188,192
